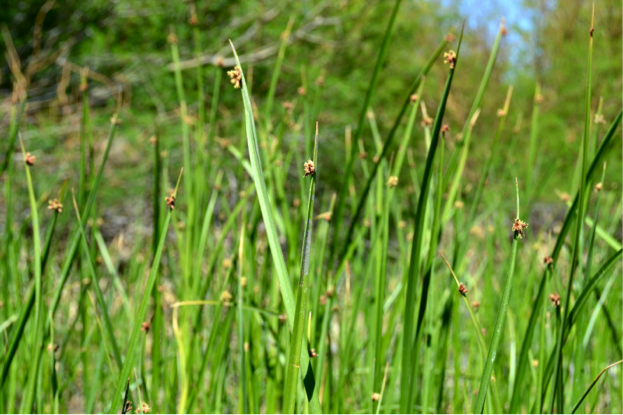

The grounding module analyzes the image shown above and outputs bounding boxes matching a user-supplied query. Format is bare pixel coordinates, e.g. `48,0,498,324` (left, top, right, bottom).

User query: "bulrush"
227,66,242,89
25,153,35,166
303,159,315,176
47,199,63,213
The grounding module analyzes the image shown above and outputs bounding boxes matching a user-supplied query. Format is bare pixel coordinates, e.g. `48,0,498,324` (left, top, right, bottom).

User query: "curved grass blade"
571,360,623,414
400,21,464,413
338,35,448,263
329,0,402,266
441,20,505,224
229,40,322,413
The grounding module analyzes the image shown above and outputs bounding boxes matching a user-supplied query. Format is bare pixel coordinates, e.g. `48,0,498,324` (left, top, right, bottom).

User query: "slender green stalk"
109,169,183,414
229,40,322,413
474,179,524,414
18,137,43,414
329,0,402,266
551,8,594,412
571,360,623,414
400,23,464,413
441,20,505,224
284,124,318,414
338,35,448,263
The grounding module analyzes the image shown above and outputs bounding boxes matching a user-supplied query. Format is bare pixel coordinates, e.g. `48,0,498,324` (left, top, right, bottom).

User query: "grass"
0,2,621,415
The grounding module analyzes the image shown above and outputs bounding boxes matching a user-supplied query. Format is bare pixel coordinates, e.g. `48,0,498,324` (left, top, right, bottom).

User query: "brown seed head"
309,348,318,358
512,219,529,239
458,283,468,296
25,153,35,166
388,176,399,188
594,113,605,124
214,56,225,67
282,101,294,111
358,151,368,159
410,93,419,103
48,199,63,213
543,256,554,266
595,182,602,192
445,33,455,42
371,393,381,402
315,76,325,86
441,124,450,133
497,108,505,117
443,50,456,68
471,300,481,311
298,86,307,96
167,32,178,44
227,66,242,89
79,82,89,92
278,314,287,324
165,192,176,210
421,116,433,127
304,159,315,177
549,293,561,307
590,27,594,37
141,321,151,332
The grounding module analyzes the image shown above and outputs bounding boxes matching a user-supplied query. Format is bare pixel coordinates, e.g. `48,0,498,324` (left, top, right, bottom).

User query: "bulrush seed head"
441,124,450,133
227,66,242,89
165,192,176,210
458,283,468,296
304,159,315,177
595,182,602,192
443,50,456,68
388,176,399,188
47,199,63,213
25,153,35,166
549,293,561,307
512,219,529,239
543,256,554,266
371,393,381,402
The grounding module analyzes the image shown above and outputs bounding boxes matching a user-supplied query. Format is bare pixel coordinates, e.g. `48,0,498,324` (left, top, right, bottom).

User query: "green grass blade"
229,40,322,414
284,124,317,414
400,22,464,413
474,179,524,414
108,169,183,414
571,360,623,414
18,137,43,414
329,0,402,266
551,8,594,411
338,35,448,263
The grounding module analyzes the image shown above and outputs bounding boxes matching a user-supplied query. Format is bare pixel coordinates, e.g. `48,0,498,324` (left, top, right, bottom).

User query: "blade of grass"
571,360,623,414
551,7,595,412
229,40,322,413
338,35,449,263
284,123,318,414
329,0,402,266
109,168,183,414
18,136,43,414
400,22,464,413
474,178,524,413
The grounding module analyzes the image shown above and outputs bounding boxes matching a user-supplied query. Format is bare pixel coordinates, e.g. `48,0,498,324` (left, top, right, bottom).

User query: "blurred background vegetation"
1,0,621,235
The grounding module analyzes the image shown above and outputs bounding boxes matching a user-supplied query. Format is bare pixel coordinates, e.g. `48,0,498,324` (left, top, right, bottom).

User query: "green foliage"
0,1,621,414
